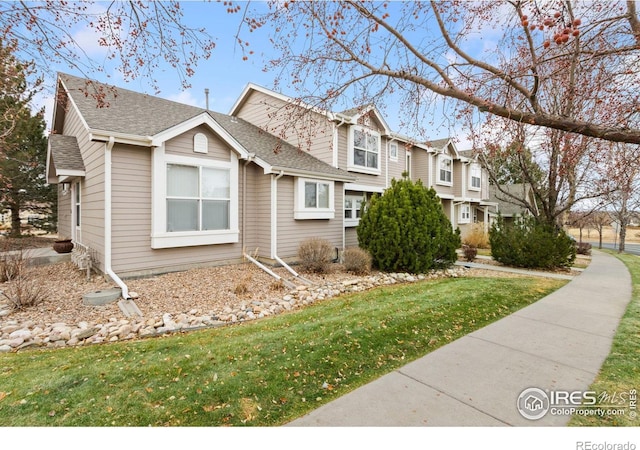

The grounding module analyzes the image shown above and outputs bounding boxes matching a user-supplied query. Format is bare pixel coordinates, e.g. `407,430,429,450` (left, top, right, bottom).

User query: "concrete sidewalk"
287,250,633,426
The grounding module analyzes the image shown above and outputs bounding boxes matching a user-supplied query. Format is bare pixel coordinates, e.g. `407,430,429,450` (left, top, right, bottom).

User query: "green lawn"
0,275,565,426
569,252,640,426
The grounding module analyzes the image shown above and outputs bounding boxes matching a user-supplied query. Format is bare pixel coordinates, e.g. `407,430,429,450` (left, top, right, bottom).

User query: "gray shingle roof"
59,73,353,181
48,134,85,172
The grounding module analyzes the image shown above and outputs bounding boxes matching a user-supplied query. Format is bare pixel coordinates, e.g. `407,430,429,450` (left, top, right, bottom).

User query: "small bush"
462,244,478,262
297,237,334,273
576,242,592,256
0,252,23,283
462,223,489,249
342,247,372,275
2,268,49,310
489,215,576,269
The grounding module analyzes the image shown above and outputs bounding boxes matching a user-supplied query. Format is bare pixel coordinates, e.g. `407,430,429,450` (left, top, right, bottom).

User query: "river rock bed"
0,262,470,352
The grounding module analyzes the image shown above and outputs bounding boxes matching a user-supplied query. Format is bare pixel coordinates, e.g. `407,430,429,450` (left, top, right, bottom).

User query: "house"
488,183,539,223
46,73,491,291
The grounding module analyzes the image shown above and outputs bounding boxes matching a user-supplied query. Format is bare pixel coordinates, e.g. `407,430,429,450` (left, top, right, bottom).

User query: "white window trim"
405,151,412,179
347,125,381,175
152,146,239,249
459,204,471,224
294,177,335,220
389,141,398,162
469,163,481,191
437,153,453,186
344,194,364,227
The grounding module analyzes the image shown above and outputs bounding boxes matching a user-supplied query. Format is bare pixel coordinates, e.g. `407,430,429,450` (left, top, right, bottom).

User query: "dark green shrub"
297,237,334,273
489,215,576,269
357,177,461,273
342,247,372,275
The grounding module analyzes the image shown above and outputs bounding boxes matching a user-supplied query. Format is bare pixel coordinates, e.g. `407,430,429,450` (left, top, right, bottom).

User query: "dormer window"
438,154,453,185
348,126,381,175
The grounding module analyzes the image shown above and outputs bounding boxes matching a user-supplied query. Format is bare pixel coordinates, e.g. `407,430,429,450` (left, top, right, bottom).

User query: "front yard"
0,274,565,426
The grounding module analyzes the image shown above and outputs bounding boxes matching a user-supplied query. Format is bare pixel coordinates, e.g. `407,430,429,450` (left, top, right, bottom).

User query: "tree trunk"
618,222,627,253
9,203,21,238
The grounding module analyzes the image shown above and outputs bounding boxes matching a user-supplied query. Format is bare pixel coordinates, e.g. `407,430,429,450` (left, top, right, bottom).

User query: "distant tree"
0,100,53,237
0,40,41,153
482,141,544,186
357,176,460,273
600,144,640,252
588,211,611,250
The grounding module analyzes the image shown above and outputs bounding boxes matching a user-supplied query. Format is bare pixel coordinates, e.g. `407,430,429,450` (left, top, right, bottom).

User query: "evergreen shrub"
489,215,576,269
357,178,461,273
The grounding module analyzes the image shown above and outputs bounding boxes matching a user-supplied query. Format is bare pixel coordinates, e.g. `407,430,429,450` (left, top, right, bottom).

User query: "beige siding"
166,125,230,161
411,148,430,186
386,139,406,184
236,91,335,166
243,164,271,259
57,184,71,238
274,177,343,259
453,162,464,197
62,100,106,269
345,228,359,248
110,140,247,277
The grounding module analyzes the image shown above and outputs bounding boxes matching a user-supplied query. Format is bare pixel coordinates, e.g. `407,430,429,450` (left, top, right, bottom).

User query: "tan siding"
275,177,343,259
110,142,246,277
386,139,406,184
62,99,106,268
412,148,430,186
57,184,71,238
166,125,230,161
345,228,359,248
337,125,387,190
454,162,463,197
236,91,335,166
243,164,271,259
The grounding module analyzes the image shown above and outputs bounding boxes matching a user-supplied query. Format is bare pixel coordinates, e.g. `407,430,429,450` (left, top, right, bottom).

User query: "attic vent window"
194,133,208,154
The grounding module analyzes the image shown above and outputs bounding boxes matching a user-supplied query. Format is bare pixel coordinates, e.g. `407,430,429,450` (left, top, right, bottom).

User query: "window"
406,151,412,179
438,154,453,185
295,177,335,219
460,204,471,223
348,126,380,174
344,194,364,227
470,164,481,190
152,149,239,249
389,142,398,161
166,164,230,232
305,181,330,209
74,182,81,228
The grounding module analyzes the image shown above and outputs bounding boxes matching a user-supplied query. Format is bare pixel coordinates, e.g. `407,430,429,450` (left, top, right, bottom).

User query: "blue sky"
31,0,474,146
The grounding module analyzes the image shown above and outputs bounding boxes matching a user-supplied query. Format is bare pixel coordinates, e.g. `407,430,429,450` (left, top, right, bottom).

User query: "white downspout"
104,136,131,300
270,171,284,259
242,154,255,252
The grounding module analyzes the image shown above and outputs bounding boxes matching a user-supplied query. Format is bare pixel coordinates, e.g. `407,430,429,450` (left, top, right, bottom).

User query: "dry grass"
568,225,640,244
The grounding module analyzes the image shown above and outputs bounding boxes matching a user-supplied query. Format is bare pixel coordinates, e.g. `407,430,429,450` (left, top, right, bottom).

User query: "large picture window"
348,126,380,174
166,164,230,232
152,148,239,249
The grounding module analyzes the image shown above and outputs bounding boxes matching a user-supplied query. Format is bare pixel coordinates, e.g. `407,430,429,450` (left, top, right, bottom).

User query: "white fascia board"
344,183,385,193
269,166,355,183
57,169,86,177
90,130,153,146
149,114,250,160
